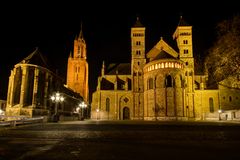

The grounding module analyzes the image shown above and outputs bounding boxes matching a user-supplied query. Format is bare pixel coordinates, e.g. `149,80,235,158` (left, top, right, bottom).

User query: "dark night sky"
0,1,239,100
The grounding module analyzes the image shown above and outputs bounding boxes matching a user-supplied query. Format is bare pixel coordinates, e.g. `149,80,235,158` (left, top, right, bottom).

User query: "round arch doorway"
123,107,130,120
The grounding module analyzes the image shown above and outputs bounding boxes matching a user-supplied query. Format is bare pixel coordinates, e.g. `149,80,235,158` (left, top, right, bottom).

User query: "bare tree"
205,15,240,86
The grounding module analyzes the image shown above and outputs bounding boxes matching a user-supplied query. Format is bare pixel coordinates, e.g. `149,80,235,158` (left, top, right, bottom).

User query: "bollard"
11,120,16,127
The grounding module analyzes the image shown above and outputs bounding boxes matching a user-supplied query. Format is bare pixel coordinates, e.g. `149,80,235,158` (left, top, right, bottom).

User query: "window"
136,41,141,45
180,32,191,36
136,50,141,55
124,97,129,103
229,96,232,102
106,98,110,112
166,75,172,87
184,49,188,54
183,40,188,44
209,98,214,113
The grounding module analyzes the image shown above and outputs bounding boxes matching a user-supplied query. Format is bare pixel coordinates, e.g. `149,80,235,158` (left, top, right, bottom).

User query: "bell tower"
67,25,89,103
131,17,146,119
173,16,195,118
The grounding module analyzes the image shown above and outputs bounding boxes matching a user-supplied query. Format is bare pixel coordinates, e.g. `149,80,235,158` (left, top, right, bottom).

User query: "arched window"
106,98,110,112
148,78,153,89
166,75,172,87
209,98,214,113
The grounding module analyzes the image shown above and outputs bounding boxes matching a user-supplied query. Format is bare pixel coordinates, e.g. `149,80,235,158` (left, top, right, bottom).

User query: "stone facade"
67,28,89,104
91,17,240,121
5,48,83,121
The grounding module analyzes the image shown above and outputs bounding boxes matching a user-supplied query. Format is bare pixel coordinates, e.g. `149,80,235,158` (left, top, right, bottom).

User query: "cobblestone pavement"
1,120,240,160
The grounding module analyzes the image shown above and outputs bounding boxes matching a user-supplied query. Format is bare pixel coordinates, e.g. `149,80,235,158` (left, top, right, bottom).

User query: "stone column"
7,70,14,107
43,72,49,109
32,68,39,108
20,66,27,107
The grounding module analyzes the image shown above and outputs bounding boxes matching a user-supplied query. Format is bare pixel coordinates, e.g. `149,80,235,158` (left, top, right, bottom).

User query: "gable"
20,47,50,69
147,38,179,61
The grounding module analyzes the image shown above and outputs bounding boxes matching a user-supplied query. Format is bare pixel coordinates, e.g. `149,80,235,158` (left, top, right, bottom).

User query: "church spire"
177,15,189,26
133,16,144,27
67,23,89,103
101,61,105,76
68,51,72,58
79,22,84,39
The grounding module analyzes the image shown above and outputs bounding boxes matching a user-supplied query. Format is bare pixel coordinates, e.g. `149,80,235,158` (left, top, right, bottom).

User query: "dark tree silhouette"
205,15,240,86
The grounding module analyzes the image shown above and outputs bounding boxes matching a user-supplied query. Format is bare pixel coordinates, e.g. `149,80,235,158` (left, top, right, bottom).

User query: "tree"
205,15,240,86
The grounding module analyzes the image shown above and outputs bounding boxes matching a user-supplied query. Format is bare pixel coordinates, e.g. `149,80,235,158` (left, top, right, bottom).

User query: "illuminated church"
67,27,89,104
5,27,89,121
91,17,240,121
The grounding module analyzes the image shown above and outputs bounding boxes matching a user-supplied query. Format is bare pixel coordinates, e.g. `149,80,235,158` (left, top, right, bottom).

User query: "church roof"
20,47,50,69
106,63,131,75
133,17,144,27
152,49,178,61
101,78,114,90
177,16,189,26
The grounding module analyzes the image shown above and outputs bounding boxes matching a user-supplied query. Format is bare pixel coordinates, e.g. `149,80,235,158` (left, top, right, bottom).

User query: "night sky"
0,1,239,101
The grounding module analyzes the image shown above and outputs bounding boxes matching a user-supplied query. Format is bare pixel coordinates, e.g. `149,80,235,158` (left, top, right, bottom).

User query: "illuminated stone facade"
5,48,82,121
67,28,89,104
91,17,240,121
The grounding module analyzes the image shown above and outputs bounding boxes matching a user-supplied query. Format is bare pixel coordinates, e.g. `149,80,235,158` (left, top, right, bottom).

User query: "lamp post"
79,101,87,120
96,108,99,120
218,109,222,121
51,92,64,122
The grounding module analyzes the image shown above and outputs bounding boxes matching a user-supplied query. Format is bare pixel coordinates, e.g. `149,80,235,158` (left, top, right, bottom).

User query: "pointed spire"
79,22,84,39
178,15,189,26
102,61,105,68
133,16,144,27
69,51,72,58
101,61,105,76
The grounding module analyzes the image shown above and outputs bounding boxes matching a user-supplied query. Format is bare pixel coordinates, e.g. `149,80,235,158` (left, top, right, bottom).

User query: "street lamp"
79,101,87,120
218,109,222,121
51,92,64,122
96,108,99,120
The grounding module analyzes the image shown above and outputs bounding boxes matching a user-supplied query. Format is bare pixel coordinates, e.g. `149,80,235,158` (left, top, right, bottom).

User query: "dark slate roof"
106,63,131,75
133,17,144,27
152,50,178,61
20,47,50,68
100,78,114,90
178,16,189,26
